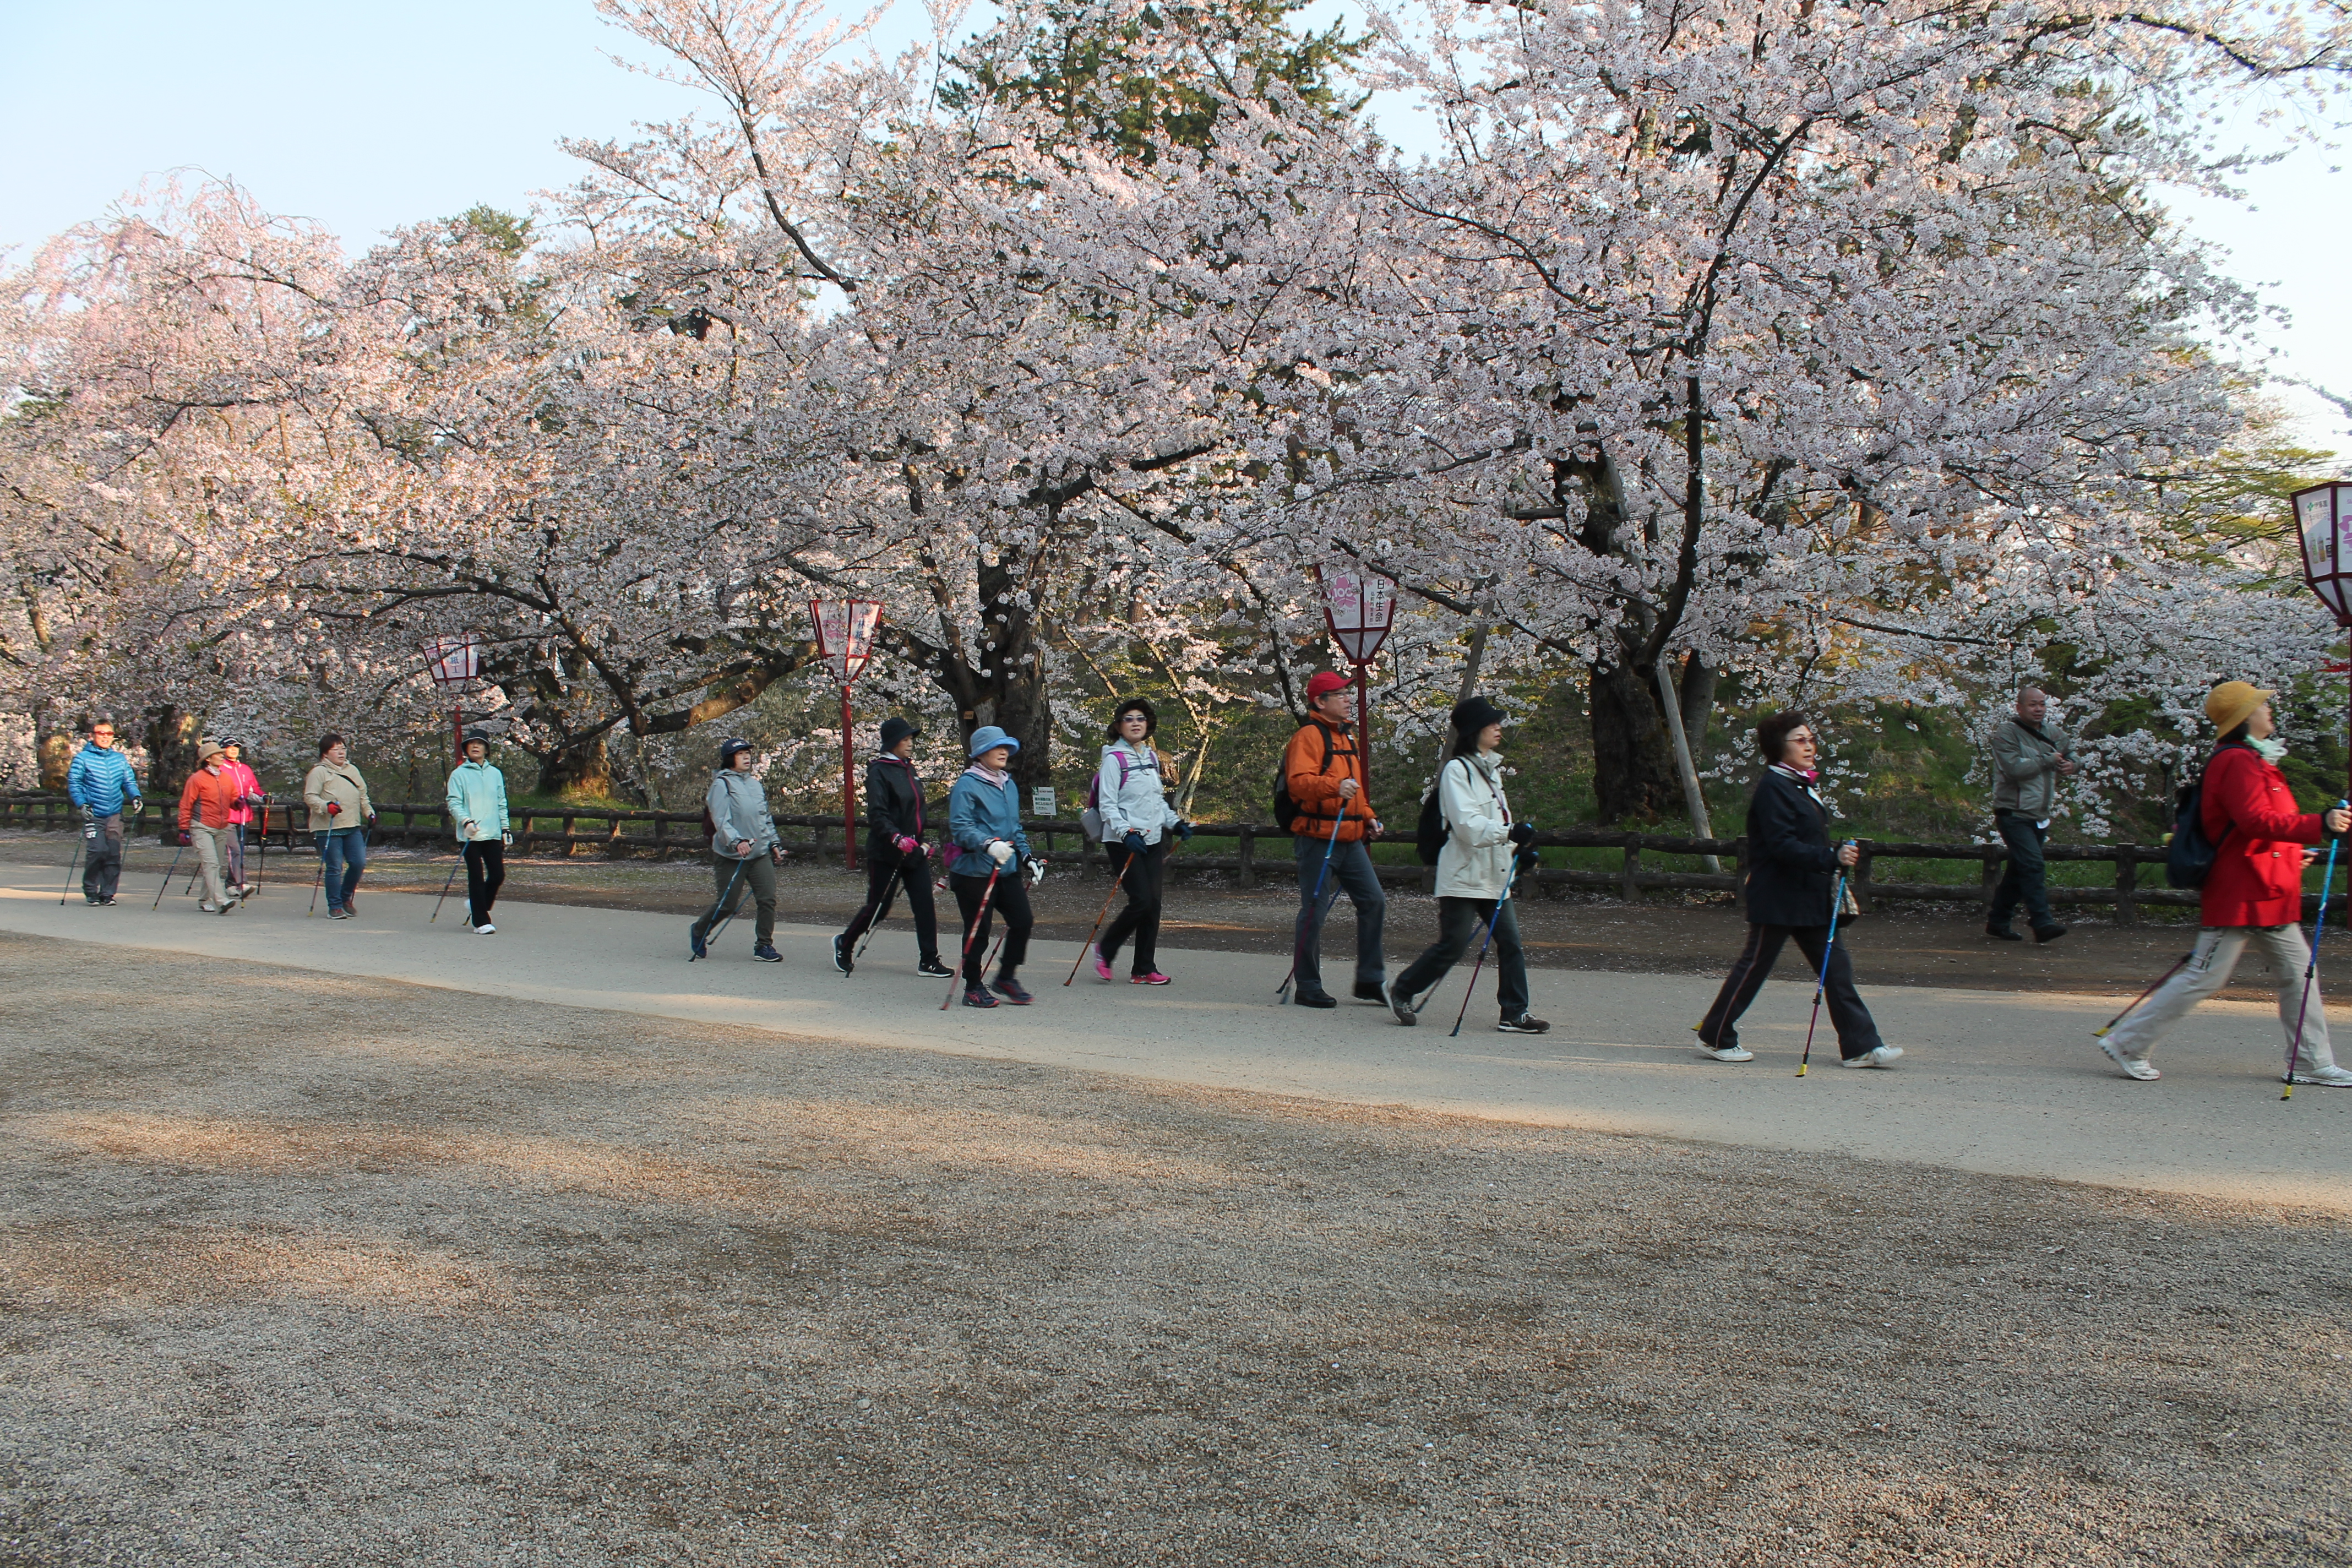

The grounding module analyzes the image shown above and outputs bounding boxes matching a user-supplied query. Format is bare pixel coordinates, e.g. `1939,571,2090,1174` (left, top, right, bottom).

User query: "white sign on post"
1031,787,1056,819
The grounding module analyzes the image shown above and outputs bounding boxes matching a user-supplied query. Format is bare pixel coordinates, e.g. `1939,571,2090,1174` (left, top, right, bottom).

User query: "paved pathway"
6,869,2347,1208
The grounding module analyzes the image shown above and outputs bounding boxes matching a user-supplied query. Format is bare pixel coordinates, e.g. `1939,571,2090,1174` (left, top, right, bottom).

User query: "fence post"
1732,836,1747,914
1850,842,1875,916
2114,847,2138,925
1620,836,1642,903
1237,826,1256,890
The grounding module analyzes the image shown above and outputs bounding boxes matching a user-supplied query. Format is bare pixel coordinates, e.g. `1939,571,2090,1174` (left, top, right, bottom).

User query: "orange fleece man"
1282,671,1387,1007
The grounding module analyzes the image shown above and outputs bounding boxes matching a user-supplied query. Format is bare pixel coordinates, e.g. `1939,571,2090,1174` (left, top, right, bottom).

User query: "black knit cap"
1451,696,1507,741
880,716,921,749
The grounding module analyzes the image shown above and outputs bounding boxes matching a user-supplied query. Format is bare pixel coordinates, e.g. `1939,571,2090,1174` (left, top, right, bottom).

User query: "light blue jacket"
948,767,1030,876
1094,739,1180,846
66,745,140,817
444,760,510,842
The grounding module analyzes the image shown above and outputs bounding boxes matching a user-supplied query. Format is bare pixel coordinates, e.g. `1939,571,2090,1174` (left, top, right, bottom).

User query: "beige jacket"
1434,750,1517,900
303,760,375,831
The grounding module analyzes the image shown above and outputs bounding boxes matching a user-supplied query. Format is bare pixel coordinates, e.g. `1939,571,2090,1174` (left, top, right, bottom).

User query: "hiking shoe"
1842,1045,1904,1069
2100,1038,2161,1080
832,934,854,974
1352,980,1387,1003
992,976,1034,1005
689,924,708,961
1697,1042,1755,1063
100,896,119,907
917,957,954,978
341,894,357,914
2034,924,2069,944
962,986,999,1009
2284,1063,2352,1087
1093,948,1115,982
1386,981,1418,1026
84,896,101,906
1130,971,1173,985
326,906,350,920
1292,990,1337,1009
752,941,783,963
1984,922,2022,941
1497,1014,1551,1035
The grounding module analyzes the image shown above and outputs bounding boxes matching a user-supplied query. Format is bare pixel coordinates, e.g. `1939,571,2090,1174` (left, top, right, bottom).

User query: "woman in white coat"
1090,698,1191,984
1386,697,1550,1033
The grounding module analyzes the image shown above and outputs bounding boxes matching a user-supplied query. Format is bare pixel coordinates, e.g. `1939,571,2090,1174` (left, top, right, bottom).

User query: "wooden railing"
0,792,2255,923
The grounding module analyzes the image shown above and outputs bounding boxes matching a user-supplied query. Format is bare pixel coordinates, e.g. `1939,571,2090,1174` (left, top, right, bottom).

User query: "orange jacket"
177,766,239,831
1283,720,1374,842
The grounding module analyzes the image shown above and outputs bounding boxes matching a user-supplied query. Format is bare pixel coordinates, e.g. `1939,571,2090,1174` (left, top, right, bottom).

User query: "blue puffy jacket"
948,767,1030,876
66,745,140,817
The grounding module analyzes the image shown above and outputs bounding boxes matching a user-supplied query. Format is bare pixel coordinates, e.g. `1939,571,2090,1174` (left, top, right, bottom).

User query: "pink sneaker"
1092,948,1114,982
1130,971,1172,985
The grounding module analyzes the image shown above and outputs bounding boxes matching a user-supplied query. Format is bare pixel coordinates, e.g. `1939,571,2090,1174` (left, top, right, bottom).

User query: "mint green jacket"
445,760,510,842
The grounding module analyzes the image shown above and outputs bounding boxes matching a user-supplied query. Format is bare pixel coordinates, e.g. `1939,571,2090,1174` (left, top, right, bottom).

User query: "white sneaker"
1697,1043,1754,1063
1842,1044,1904,1069
2099,1038,2162,1081
473,921,496,936
2284,1062,2352,1087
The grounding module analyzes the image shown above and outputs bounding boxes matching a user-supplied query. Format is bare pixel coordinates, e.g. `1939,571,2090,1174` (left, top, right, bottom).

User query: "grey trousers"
2101,924,2335,1071
190,824,232,908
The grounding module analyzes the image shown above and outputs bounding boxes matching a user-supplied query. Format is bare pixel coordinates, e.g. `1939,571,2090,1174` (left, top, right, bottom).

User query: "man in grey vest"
1988,686,2076,943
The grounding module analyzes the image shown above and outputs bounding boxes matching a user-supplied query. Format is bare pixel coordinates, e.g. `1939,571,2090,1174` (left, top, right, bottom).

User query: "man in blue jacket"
64,714,140,905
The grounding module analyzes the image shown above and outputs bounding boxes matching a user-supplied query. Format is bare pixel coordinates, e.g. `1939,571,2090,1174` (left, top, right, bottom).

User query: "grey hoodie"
706,769,778,859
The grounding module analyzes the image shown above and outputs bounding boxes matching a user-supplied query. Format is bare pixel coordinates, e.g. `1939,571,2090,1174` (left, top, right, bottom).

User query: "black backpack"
2165,770,2232,890
1272,723,1337,833
1415,758,1462,866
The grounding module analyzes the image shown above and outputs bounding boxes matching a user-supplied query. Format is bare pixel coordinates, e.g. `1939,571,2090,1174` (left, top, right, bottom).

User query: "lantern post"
2293,481,2352,802
421,633,483,764
1319,567,1398,796
809,598,883,871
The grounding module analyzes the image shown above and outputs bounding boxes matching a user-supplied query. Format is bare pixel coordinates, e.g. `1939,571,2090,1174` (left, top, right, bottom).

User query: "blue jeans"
316,827,367,910
1291,834,1386,999
1989,812,2054,930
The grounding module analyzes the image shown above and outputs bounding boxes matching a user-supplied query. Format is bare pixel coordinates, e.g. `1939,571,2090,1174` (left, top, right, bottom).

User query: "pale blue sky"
4,0,2344,451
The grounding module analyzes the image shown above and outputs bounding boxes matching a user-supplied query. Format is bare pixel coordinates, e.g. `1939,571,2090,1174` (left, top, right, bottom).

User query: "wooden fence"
3,791,2242,923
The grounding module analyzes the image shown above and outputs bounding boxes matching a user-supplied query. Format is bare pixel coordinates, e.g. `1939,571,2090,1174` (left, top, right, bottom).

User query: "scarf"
1767,762,1823,804
2251,735,2289,765
962,761,1011,789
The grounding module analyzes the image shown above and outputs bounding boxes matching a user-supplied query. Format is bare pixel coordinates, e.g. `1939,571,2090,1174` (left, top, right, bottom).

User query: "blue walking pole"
1796,848,1855,1077
1276,791,1350,1001
2282,801,2346,1101
692,856,750,961
1446,852,1527,1037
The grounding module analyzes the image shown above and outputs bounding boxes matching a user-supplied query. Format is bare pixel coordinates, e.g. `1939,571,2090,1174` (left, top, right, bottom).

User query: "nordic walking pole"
1276,791,1351,999
2282,802,2346,1101
308,860,323,916
2094,952,2195,1038
59,841,84,905
429,851,465,924
851,877,900,963
1447,857,1525,1038
152,842,187,910
1065,848,1139,984
256,801,268,890
1796,849,1855,1077
942,865,1004,1009
693,855,752,960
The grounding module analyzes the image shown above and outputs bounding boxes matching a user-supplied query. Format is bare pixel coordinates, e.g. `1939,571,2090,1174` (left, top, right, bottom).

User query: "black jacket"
863,755,926,853
1741,767,1843,927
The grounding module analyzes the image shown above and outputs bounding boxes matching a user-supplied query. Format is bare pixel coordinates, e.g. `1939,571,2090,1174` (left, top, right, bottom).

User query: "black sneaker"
832,934,854,974
2033,924,2069,944
992,976,1034,1005
100,896,118,907
1984,923,2023,941
917,957,953,978
689,924,708,961
962,987,1000,1009
1293,990,1338,1009
84,896,101,906
752,941,783,962
1352,980,1387,1003
1498,1014,1552,1035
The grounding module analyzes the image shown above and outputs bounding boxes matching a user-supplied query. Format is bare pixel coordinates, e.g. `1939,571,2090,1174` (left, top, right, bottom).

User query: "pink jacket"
220,759,264,825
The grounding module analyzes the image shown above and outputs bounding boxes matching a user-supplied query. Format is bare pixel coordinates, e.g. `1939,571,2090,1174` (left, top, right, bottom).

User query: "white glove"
462,819,478,839
986,840,1015,867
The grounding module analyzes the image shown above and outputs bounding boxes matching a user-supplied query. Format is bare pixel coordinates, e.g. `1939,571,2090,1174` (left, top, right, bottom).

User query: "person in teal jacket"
947,725,1038,1008
65,714,140,904
444,730,511,933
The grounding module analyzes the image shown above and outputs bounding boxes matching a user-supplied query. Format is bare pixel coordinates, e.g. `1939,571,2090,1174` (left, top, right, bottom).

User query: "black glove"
1123,830,1147,853
1513,847,1540,875
1174,820,1194,842
1509,821,1538,847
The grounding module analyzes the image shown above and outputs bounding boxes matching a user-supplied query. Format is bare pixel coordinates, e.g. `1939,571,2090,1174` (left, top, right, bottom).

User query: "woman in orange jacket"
176,737,242,914
2099,682,2352,1085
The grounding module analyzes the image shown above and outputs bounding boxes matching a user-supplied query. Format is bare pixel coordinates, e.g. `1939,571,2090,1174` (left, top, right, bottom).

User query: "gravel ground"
3,929,2348,1567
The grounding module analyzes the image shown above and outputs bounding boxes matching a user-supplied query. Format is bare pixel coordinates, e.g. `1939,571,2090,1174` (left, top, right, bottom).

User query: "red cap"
1306,671,1352,700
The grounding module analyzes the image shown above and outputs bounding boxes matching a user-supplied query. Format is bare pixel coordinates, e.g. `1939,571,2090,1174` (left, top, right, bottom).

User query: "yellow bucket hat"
2204,681,2274,736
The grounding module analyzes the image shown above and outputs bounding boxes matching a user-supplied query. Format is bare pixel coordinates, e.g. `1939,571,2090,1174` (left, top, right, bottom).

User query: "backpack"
1080,750,1132,842
2165,765,2233,890
1272,723,1338,833
1415,758,1463,866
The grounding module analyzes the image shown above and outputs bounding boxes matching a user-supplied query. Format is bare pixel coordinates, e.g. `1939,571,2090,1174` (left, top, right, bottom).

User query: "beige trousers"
2101,924,2334,1071
190,824,232,908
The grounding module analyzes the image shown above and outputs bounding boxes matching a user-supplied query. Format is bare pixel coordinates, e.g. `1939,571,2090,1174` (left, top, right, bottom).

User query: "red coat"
2198,745,2324,927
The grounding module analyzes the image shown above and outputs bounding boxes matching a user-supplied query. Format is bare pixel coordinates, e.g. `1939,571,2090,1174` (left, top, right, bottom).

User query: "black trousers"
1697,923,1884,1058
842,848,941,962
952,870,1033,985
1989,812,2055,931
1099,840,1168,974
464,840,505,925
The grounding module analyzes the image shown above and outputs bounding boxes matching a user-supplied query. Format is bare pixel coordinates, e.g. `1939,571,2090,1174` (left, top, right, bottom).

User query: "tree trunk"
537,735,612,799
1678,652,1718,756
1587,661,1680,823
143,706,199,839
